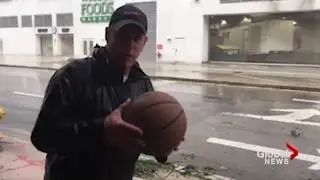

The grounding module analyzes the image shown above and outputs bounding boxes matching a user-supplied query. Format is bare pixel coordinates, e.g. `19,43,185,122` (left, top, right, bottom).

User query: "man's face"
108,24,148,71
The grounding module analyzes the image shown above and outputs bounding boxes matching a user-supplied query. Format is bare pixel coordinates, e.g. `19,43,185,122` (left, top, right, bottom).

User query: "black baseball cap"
109,4,148,34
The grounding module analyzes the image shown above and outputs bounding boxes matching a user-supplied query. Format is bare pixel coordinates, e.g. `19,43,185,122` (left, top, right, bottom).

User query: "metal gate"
40,35,53,56
0,39,3,54
82,39,95,56
128,1,157,63
60,35,74,56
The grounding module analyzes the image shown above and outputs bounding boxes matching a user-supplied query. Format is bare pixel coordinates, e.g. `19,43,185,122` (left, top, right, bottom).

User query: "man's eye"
133,35,143,41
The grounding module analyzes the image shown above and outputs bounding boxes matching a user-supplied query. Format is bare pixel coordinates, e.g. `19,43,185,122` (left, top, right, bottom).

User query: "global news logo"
257,142,299,165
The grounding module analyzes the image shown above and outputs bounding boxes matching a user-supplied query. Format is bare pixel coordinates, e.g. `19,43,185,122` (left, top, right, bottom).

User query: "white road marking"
268,108,320,120
205,174,236,180
293,98,320,104
0,126,31,136
138,154,154,161
221,108,320,127
13,91,44,98
12,137,30,144
206,137,320,170
233,73,279,83
0,131,30,144
133,178,144,180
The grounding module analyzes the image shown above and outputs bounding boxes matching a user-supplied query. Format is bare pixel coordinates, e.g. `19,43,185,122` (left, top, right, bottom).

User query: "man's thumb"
118,99,131,111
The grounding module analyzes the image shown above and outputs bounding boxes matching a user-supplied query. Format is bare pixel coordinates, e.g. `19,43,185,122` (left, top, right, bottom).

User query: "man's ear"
105,27,109,43
143,36,148,45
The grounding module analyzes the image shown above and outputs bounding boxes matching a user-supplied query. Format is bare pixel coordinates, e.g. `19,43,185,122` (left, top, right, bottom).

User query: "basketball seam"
161,109,184,131
129,101,178,116
146,109,185,151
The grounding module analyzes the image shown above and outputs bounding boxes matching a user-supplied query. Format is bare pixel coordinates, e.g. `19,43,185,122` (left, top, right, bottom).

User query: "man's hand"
104,99,145,153
155,156,168,164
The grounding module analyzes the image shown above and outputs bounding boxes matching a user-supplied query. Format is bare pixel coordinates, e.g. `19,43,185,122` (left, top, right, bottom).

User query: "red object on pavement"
157,44,163,50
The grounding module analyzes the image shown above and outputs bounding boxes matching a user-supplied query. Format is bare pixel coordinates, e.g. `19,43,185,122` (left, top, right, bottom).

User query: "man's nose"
128,41,139,53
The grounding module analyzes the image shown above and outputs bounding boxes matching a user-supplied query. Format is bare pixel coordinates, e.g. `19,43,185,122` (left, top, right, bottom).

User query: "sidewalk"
1,55,320,92
0,134,228,180
0,135,45,180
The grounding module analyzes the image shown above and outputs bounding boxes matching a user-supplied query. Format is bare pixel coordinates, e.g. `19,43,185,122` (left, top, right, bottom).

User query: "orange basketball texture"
122,91,187,156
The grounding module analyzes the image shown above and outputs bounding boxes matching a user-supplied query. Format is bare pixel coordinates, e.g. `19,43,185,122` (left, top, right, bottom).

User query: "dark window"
21,15,32,27
56,13,73,26
0,16,18,28
34,14,52,27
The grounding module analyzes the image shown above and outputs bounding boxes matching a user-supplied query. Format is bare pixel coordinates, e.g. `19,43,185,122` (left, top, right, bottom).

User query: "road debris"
291,128,303,137
0,106,6,120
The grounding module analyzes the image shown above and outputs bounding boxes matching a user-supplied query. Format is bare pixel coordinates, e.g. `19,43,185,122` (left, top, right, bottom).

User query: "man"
31,4,171,180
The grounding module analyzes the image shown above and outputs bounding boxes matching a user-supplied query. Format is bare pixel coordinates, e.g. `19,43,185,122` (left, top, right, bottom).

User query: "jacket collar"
91,46,148,85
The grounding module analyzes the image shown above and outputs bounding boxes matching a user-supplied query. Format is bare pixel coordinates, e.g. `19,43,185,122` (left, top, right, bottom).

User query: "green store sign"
81,0,114,23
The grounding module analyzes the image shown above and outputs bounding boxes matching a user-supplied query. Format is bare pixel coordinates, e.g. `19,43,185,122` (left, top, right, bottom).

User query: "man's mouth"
125,54,134,59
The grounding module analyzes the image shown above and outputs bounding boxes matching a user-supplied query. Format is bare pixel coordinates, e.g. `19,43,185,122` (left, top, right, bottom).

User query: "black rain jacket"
30,46,154,180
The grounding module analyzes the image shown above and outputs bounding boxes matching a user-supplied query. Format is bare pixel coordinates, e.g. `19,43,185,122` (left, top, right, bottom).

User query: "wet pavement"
1,55,320,91
1,67,320,180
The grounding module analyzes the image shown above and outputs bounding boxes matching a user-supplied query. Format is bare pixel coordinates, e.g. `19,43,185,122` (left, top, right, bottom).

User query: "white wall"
0,28,36,55
157,0,206,63
0,0,73,55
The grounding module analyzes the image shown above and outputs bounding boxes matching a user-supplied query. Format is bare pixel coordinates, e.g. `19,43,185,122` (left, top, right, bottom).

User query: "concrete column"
51,13,62,56
52,34,62,56
202,16,209,63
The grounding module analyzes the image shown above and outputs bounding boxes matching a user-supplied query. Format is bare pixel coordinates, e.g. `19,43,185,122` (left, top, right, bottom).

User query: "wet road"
1,67,320,180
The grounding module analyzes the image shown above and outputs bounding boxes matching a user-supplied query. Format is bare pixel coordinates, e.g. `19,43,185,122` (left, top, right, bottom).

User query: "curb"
150,76,320,93
0,64,58,71
208,61,320,68
1,64,320,92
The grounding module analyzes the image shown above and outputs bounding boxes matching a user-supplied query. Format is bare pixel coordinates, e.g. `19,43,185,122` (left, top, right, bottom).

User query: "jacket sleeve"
145,78,155,92
31,70,105,154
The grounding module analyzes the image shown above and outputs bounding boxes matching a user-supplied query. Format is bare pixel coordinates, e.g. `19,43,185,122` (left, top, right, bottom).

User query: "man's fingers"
122,137,146,153
117,99,131,111
120,122,146,151
121,121,144,138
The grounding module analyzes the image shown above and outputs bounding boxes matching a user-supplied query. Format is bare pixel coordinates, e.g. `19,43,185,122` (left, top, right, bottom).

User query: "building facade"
0,0,320,64
156,0,320,64
0,0,157,63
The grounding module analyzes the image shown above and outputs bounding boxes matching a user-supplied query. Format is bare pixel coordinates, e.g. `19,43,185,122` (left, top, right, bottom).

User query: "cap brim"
112,19,146,34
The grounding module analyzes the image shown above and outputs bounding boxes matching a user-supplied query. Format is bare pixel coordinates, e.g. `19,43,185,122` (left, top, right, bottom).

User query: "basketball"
122,91,187,156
